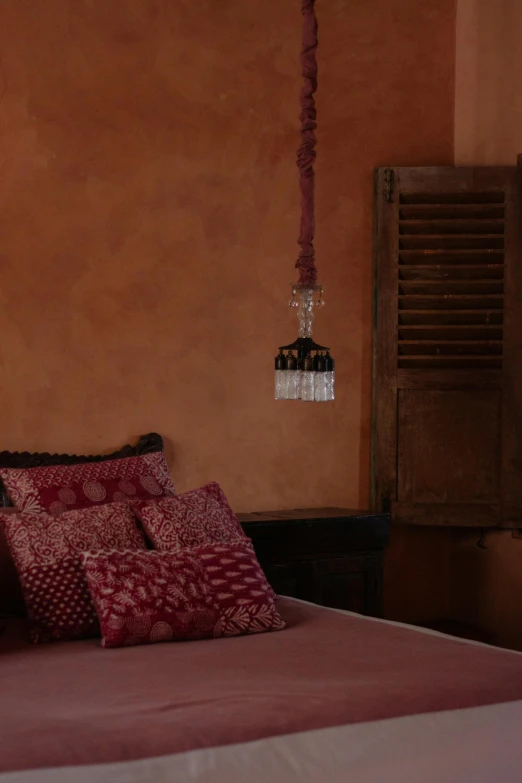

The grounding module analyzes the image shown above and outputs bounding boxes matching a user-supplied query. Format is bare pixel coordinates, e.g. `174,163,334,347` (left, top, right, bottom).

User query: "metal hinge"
384,169,394,203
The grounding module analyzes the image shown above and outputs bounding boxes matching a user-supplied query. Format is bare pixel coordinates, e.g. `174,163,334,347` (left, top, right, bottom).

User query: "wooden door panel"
500,159,522,519
397,389,501,503
372,164,522,527
392,502,499,527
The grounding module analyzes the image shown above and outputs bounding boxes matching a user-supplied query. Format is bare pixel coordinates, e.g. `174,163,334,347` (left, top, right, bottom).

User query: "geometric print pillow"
0,452,175,514
82,541,285,649
133,482,246,551
190,540,283,636
4,503,147,643
20,556,101,643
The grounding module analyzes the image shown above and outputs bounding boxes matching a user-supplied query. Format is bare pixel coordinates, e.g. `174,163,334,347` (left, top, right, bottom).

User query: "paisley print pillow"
82,549,219,648
4,503,146,642
133,482,246,550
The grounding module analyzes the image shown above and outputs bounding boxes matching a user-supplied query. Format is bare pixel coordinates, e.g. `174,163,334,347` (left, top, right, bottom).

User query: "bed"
2,435,522,782
2,598,522,781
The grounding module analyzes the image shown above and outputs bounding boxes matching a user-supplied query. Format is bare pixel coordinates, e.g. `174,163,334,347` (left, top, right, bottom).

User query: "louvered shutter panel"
372,166,522,527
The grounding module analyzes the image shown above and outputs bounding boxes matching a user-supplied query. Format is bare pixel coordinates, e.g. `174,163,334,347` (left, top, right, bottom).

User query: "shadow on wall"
451,529,522,652
384,526,452,625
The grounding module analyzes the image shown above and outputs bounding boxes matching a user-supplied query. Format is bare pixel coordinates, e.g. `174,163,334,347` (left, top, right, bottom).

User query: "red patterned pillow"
83,542,285,649
133,482,246,550
82,549,220,648
39,474,168,516
0,452,175,514
193,540,284,637
4,503,146,642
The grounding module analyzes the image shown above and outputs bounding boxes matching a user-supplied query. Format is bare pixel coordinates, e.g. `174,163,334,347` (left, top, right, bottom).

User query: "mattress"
4,699,522,783
2,597,522,775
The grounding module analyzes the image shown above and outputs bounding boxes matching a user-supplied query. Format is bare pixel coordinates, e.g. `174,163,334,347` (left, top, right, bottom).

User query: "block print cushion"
193,540,284,637
133,482,246,550
4,503,147,643
82,549,220,648
39,474,168,517
0,452,175,514
83,541,285,649
20,556,100,643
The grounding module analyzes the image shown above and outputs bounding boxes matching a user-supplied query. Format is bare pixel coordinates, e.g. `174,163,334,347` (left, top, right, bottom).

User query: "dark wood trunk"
239,508,390,617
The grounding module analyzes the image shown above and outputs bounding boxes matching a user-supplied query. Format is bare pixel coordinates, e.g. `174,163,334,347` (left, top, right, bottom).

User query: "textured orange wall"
455,0,522,165
452,0,522,649
0,0,455,516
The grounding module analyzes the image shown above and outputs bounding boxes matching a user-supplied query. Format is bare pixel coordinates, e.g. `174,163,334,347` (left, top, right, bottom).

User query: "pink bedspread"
2,598,522,774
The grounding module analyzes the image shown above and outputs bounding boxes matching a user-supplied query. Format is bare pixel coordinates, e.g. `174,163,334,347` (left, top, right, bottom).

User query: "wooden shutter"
372,166,522,527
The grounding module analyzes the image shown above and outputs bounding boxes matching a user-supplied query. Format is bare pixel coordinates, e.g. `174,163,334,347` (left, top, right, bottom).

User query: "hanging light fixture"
274,0,334,402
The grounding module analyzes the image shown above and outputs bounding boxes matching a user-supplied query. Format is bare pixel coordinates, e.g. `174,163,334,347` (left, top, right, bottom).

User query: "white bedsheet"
3,698,522,783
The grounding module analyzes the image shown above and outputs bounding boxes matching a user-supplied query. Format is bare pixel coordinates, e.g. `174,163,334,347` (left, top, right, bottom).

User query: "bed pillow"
191,540,284,636
83,541,285,649
134,482,277,603
38,474,169,517
82,549,219,648
133,482,246,550
0,452,175,514
4,503,147,643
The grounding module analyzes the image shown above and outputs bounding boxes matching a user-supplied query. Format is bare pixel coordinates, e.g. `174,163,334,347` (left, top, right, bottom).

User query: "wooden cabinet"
238,508,390,617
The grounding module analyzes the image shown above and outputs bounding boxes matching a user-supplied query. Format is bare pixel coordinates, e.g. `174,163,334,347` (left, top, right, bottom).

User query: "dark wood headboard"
0,432,165,507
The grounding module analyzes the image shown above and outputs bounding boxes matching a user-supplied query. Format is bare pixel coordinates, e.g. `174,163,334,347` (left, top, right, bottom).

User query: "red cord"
295,0,318,288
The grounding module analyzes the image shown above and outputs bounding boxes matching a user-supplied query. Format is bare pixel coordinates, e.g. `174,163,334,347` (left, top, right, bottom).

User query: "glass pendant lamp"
273,0,335,402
